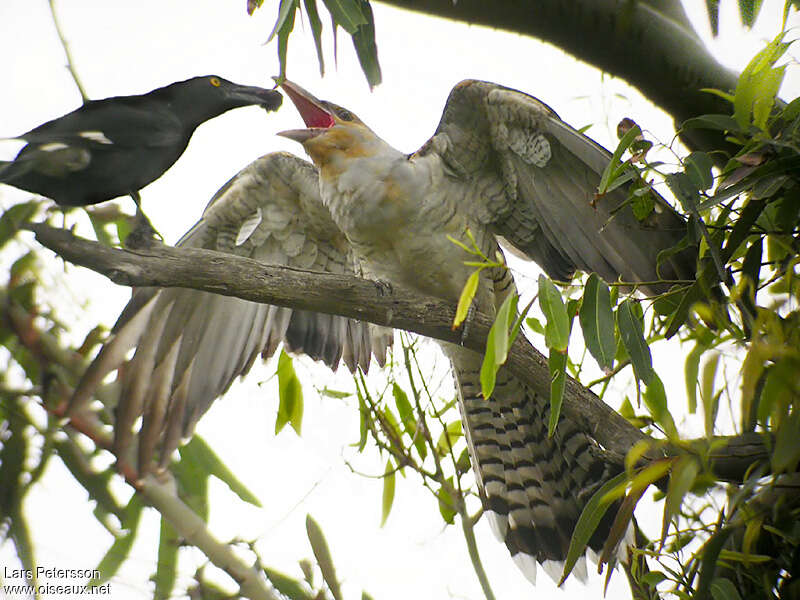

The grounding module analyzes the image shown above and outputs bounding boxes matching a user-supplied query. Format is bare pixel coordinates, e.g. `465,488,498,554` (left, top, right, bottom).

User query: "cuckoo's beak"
276,79,335,143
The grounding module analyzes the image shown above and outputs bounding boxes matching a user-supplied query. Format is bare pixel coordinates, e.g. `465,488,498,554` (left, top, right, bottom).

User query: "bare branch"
48,0,90,103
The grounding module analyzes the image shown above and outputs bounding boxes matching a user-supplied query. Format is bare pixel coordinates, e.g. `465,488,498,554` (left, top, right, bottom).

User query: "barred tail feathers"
445,343,621,584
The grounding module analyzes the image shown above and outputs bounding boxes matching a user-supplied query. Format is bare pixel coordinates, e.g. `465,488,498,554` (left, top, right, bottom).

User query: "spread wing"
423,80,695,296
70,152,392,473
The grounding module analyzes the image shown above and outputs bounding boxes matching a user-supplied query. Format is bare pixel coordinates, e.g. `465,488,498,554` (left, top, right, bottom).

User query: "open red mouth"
280,81,335,129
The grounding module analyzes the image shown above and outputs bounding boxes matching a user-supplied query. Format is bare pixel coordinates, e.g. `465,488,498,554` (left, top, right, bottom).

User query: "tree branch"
28,223,769,480
48,0,90,103
139,474,279,600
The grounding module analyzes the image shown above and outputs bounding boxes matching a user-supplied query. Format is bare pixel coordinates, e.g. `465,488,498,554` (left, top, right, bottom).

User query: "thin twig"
48,0,90,103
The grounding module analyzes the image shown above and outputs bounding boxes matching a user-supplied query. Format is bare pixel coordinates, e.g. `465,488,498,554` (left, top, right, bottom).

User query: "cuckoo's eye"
337,109,354,121
209,77,222,87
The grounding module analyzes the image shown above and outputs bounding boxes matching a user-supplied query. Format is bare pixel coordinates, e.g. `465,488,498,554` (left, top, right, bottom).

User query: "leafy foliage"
252,0,381,88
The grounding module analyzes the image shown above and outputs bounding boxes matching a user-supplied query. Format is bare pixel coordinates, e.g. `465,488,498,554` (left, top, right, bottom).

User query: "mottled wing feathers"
427,79,695,295
70,152,391,471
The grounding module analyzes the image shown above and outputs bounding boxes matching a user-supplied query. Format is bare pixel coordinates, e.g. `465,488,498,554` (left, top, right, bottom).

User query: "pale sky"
0,1,798,599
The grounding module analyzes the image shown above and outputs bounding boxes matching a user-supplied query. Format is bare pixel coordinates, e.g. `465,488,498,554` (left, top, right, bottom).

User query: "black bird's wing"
20,99,186,150
422,80,694,295
70,152,392,472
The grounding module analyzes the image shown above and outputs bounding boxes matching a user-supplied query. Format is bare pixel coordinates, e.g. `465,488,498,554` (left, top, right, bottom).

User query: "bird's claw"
459,304,475,345
124,209,163,249
374,279,393,297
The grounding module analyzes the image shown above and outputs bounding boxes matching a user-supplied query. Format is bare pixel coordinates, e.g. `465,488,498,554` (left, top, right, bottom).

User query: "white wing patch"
40,142,70,152
79,130,114,144
235,207,262,246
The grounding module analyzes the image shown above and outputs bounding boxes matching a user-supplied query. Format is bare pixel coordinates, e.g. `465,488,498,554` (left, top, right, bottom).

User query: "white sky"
0,1,798,599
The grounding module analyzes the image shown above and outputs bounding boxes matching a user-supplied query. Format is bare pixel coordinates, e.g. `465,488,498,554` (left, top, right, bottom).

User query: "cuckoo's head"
277,80,382,172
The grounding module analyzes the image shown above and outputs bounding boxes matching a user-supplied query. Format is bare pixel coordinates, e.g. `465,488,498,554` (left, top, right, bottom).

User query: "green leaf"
525,316,544,335
665,171,700,212
480,292,518,398
436,479,457,524
179,436,261,508
276,350,304,435
0,201,39,251
598,124,642,194
263,567,314,600
320,387,351,399
268,0,298,42
684,152,715,191
306,515,342,600
684,343,705,414
641,571,667,587
662,456,699,549
548,349,567,437
560,471,628,584
303,0,325,76
9,251,38,283
539,275,569,352
454,270,480,328
392,383,413,430
275,0,297,80
579,274,615,371
701,353,721,437
491,292,518,365
380,460,395,527
356,393,369,451
173,442,210,520
616,299,654,384
681,114,740,133
695,527,734,599
392,383,426,460
436,421,462,456
643,374,678,439
710,577,743,600
734,29,790,130
705,0,719,35
321,0,367,33
154,519,179,600
772,408,800,473
350,0,381,88
738,0,763,27
90,494,145,586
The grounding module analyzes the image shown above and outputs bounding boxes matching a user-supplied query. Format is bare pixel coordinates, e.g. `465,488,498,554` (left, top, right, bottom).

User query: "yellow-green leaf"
380,460,396,527
700,353,721,437
453,270,480,328
560,471,628,584
548,349,567,437
276,350,304,435
306,515,342,600
539,275,569,352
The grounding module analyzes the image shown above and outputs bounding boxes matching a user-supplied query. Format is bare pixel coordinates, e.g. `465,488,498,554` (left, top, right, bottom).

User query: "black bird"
0,75,282,211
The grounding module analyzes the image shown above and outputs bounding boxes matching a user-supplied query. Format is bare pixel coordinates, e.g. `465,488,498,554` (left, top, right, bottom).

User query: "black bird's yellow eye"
209,77,221,87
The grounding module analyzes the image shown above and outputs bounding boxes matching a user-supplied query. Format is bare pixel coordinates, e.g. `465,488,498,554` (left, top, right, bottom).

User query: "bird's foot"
459,304,475,345
124,209,163,249
373,279,393,297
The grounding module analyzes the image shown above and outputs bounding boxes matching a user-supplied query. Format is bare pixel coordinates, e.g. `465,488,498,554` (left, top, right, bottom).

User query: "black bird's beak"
275,79,335,143
227,83,283,112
